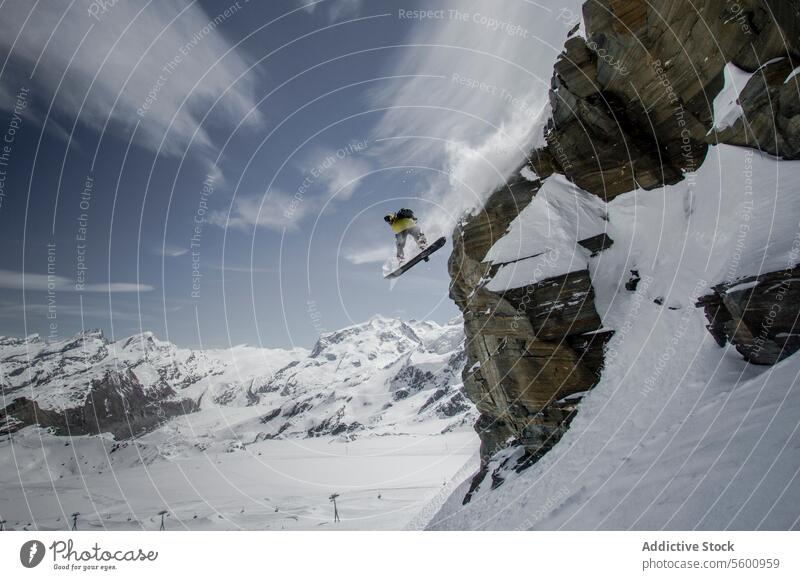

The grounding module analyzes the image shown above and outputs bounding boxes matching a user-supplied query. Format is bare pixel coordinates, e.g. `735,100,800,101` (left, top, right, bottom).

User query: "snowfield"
429,145,800,530
0,428,476,531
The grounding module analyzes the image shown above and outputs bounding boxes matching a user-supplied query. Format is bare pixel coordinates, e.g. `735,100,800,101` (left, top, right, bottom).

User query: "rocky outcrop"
716,57,800,158
0,370,198,438
697,266,800,364
533,0,800,200
449,179,611,474
499,270,602,340
449,0,800,491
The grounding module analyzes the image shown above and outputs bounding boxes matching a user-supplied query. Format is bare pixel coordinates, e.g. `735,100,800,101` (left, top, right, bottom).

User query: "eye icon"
20,540,46,568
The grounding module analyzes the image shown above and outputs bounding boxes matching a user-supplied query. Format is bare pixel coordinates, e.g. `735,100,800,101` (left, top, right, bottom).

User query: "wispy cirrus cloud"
208,263,274,273
305,147,370,202
329,0,364,22
0,1,264,156
213,146,370,234
152,243,189,258
0,269,153,293
207,190,314,232
344,244,393,265
296,0,363,21
0,83,13,108
296,0,321,14
369,0,583,231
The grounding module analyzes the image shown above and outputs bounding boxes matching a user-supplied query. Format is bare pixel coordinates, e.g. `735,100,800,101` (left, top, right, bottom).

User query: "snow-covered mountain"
0,316,472,443
0,316,477,531
1,330,221,438
168,316,472,453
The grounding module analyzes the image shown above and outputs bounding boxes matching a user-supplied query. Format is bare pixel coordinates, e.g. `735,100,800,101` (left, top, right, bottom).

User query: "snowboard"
384,236,447,279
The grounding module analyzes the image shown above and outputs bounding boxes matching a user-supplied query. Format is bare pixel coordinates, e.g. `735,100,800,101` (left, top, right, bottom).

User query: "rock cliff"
449,0,800,495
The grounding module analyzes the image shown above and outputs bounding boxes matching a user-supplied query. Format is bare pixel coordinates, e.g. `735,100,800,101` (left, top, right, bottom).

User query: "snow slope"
484,173,608,289
428,145,800,530
710,62,755,132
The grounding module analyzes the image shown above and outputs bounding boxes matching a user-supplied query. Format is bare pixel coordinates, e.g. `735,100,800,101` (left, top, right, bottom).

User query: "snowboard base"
384,237,447,279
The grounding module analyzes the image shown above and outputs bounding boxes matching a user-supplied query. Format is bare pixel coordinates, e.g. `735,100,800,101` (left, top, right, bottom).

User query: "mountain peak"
310,316,424,359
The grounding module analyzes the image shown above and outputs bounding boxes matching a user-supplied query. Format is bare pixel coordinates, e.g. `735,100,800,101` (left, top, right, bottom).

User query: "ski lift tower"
329,493,340,523
158,510,168,531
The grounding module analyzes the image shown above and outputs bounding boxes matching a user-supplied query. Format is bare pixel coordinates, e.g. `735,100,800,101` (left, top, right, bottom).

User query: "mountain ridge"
0,316,473,443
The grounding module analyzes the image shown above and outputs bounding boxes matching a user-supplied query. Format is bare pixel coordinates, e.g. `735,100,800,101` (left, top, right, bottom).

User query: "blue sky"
0,0,580,348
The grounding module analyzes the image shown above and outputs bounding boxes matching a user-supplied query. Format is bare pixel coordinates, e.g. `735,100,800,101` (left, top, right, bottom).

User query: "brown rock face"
0,370,198,439
535,0,800,199
449,178,609,472
449,0,800,491
697,266,800,365
715,58,800,158
499,271,602,341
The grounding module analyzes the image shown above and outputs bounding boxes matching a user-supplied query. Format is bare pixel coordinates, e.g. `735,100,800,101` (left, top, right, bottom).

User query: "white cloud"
324,157,369,201
207,190,314,232
0,269,154,293
296,0,362,21
0,1,264,156
208,263,273,273
213,149,370,234
369,0,584,231
296,0,320,14
0,83,13,108
305,148,370,202
344,244,394,264
152,243,189,257
328,0,363,22
204,163,227,189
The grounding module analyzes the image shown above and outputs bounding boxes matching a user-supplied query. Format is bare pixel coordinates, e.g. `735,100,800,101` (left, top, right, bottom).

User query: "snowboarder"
384,208,427,264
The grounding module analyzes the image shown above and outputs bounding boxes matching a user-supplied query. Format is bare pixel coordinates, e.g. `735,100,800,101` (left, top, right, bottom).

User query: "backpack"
396,208,415,220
